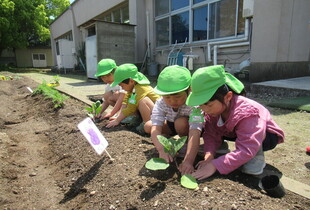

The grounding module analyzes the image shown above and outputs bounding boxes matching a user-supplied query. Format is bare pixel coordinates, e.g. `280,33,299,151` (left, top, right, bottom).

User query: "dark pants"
167,121,177,136
223,132,278,151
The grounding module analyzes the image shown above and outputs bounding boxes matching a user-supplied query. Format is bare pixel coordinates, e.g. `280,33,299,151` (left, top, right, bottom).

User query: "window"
194,0,205,4
113,9,121,23
87,26,96,37
171,0,188,11
122,6,129,23
102,4,129,24
155,0,169,16
172,11,189,44
104,14,111,22
155,0,245,47
56,41,60,55
156,18,169,46
39,54,45,60
33,54,39,60
209,0,237,39
57,32,73,41
193,6,208,41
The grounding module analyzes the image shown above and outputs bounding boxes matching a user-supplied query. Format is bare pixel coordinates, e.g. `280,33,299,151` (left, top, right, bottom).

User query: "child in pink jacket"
184,65,284,179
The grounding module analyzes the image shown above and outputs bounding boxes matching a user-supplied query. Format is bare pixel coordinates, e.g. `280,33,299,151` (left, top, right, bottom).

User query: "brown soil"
0,73,309,209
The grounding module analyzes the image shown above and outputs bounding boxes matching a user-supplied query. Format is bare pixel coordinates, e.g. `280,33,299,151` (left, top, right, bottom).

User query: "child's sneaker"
241,147,266,175
135,122,146,135
216,140,230,154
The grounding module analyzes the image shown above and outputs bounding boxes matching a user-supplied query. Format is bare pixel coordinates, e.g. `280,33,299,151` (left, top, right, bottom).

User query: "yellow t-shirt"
122,84,160,117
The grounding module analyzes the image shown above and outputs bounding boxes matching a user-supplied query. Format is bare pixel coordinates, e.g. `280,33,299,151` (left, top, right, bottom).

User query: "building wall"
49,0,309,81
0,49,16,65
15,48,53,68
50,0,144,67
250,0,310,82
96,21,135,64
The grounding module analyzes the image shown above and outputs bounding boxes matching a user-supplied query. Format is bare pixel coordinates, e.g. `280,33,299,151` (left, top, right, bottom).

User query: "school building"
49,0,310,82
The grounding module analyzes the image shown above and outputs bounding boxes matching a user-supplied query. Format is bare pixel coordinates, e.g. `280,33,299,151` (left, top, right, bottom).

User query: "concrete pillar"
129,0,147,63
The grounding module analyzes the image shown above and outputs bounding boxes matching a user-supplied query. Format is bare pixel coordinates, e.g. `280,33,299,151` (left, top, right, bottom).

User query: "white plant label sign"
78,117,108,155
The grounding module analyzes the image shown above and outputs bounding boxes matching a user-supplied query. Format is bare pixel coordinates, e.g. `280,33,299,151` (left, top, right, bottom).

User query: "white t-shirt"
105,84,126,93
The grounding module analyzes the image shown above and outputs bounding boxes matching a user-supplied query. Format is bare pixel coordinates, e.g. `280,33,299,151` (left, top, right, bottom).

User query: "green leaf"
145,158,169,170
91,103,96,111
157,135,174,156
84,107,93,112
95,100,101,108
173,136,187,153
95,104,103,115
180,174,198,189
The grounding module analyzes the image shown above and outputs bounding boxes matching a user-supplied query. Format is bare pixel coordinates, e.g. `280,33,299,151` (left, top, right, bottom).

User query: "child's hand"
94,114,103,119
106,119,120,128
194,152,214,170
192,161,217,180
102,112,112,119
108,116,117,121
204,152,214,162
159,151,173,163
179,160,195,175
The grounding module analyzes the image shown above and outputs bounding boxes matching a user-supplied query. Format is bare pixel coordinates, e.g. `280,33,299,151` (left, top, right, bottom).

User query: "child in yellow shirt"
107,63,160,134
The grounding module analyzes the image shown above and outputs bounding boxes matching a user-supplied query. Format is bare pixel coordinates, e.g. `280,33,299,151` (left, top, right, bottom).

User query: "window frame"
154,0,245,48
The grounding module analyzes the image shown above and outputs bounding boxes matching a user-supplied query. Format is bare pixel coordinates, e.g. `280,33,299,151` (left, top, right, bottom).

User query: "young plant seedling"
0,75,13,80
145,135,198,190
32,81,68,108
48,75,60,87
84,100,103,122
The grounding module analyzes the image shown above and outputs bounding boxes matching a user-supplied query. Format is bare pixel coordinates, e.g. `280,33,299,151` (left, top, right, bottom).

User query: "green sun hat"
95,58,117,77
186,65,244,106
154,65,191,95
110,63,150,87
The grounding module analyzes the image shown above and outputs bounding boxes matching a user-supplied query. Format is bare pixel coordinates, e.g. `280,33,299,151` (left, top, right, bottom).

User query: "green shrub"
32,81,68,108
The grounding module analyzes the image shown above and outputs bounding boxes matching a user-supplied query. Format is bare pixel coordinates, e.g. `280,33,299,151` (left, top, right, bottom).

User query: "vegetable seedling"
145,135,198,190
48,75,60,87
84,100,103,122
32,81,68,108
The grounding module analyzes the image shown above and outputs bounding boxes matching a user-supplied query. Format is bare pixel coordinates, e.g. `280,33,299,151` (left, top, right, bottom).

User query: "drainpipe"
208,18,250,62
213,45,218,65
213,41,250,65
146,10,151,62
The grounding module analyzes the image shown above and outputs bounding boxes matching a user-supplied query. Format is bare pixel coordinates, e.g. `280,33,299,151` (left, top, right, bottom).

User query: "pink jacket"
203,95,284,174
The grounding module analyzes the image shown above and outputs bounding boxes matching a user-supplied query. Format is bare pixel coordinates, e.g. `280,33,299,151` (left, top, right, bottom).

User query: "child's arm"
105,109,126,128
151,125,174,163
179,129,201,174
102,92,125,119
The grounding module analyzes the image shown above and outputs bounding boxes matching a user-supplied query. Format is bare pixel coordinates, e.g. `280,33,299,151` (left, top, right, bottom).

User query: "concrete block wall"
96,21,135,65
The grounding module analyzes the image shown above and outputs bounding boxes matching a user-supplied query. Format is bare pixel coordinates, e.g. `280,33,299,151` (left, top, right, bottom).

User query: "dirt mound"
0,73,309,209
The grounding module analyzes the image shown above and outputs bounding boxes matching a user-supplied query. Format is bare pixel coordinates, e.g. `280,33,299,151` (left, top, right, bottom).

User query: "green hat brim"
110,80,121,87
186,68,244,106
94,68,114,77
154,85,190,95
110,72,150,87
186,86,218,106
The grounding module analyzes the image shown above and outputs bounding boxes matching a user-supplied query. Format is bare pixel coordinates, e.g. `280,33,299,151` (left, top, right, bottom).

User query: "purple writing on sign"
87,128,100,145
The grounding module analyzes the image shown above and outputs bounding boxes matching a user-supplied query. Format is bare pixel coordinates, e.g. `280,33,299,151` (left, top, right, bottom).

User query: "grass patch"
32,81,68,108
268,96,310,112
